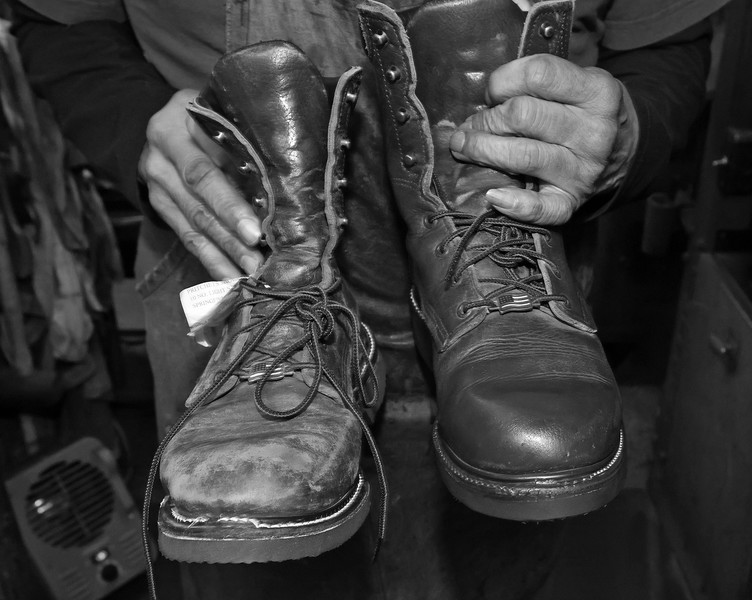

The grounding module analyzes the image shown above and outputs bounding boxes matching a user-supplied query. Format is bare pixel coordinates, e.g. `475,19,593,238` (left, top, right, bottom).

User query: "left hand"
449,54,639,225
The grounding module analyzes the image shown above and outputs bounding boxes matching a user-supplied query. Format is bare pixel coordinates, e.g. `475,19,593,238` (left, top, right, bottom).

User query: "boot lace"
142,281,387,600
428,209,566,314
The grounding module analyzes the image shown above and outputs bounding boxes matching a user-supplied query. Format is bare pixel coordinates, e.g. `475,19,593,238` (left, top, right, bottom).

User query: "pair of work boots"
152,0,625,565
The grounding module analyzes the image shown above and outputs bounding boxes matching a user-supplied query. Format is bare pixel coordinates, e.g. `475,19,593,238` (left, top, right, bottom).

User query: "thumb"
485,185,579,225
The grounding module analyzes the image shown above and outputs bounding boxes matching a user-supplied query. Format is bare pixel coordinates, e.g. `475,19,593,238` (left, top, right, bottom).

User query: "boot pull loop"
517,0,574,59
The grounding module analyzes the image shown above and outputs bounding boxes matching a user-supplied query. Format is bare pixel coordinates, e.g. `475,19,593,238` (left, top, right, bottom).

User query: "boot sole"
433,425,626,521
157,472,370,563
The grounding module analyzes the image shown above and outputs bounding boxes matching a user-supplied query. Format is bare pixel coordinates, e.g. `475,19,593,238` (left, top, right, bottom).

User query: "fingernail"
449,130,465,153
238,218,260,245
486,189,516,209
240,255,260,276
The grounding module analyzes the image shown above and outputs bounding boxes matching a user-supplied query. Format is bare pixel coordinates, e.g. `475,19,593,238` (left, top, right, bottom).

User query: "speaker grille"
25,460,114,548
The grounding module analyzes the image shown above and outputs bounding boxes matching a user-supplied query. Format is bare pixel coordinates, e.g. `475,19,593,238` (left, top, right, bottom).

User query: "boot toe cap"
161,396,362,519
437,372,622,479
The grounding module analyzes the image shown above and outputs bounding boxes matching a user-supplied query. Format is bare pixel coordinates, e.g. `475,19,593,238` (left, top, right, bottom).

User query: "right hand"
139,89,264,280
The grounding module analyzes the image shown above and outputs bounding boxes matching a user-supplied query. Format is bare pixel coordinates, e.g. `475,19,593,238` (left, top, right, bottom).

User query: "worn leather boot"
150,42,386,564
359,0,625,520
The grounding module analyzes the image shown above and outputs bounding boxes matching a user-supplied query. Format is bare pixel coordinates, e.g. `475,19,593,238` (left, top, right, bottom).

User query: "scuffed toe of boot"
158,381,372,564
161,392,362,520
146,41,387,567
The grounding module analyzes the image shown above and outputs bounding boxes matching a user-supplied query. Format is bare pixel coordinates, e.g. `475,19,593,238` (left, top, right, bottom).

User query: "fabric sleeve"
603,0,727,51
11,1,176,207
580,18,712,218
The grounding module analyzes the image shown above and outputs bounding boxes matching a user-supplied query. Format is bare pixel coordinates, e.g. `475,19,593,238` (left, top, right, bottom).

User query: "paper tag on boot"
179,278,245,347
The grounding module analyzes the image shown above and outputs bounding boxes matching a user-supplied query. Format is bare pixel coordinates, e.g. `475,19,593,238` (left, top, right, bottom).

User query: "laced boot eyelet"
423,214,436,229
539,22,556,39
434,244,448,257
385,66,402,83
372,30,389,48
457,303,470,318
396,108,411,124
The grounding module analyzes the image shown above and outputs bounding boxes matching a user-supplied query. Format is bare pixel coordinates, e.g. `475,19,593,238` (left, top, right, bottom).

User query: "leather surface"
162,43,380,517
360,0,622,476
191,43,421,390
162,282,371,517
190,42,333,289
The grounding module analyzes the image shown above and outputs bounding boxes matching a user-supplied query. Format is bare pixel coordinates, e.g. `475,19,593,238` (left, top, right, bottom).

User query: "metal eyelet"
423,214,436,229
372,30,389,48
252,197,265,208
213,131,228,143
403,154,416,168
457,303,470,318
386,66,401,83
336,177,348,189
345,91,358,104
396,108,410,124
539,22,555,39
340,138,352,150
238,162,253,174
434,244,447,257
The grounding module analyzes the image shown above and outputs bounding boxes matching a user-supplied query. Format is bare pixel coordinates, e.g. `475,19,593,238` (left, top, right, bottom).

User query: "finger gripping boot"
359,0,625,520
146,42,386,567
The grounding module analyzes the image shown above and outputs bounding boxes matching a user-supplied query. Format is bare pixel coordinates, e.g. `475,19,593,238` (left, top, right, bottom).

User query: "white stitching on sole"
167,472,366,529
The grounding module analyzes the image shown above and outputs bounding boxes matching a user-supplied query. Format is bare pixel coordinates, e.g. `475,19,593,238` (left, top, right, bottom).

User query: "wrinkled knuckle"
518,142,543,172
504,96,532,128
219,237,245,261
179,230,207,256
525,55,558,91
482,107,503,132
462,132,482,157
541,197,569,225
186,202,216,231
585,68,621,109
182,155,216,188
527,197,545,221
145,117,165,144
139,154,164,183
138,152,153,177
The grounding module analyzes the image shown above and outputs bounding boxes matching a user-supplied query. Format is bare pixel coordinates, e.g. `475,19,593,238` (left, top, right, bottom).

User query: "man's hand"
139,89,264,280
449,54,639,225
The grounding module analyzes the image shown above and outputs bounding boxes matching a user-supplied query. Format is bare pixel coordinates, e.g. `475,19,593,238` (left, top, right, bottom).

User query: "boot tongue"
405,0,529,215
204,42,332,289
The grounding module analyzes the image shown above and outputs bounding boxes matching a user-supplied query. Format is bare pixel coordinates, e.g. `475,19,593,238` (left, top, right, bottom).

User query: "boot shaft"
359,0,596,350
360,0,573,215
188,42,361,289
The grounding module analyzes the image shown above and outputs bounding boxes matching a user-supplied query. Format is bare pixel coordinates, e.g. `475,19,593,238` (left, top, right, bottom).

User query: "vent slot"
25,460,114,548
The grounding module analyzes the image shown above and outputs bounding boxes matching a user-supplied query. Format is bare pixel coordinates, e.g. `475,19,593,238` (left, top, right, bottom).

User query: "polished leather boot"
151,42,386,563
359,0,625,520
